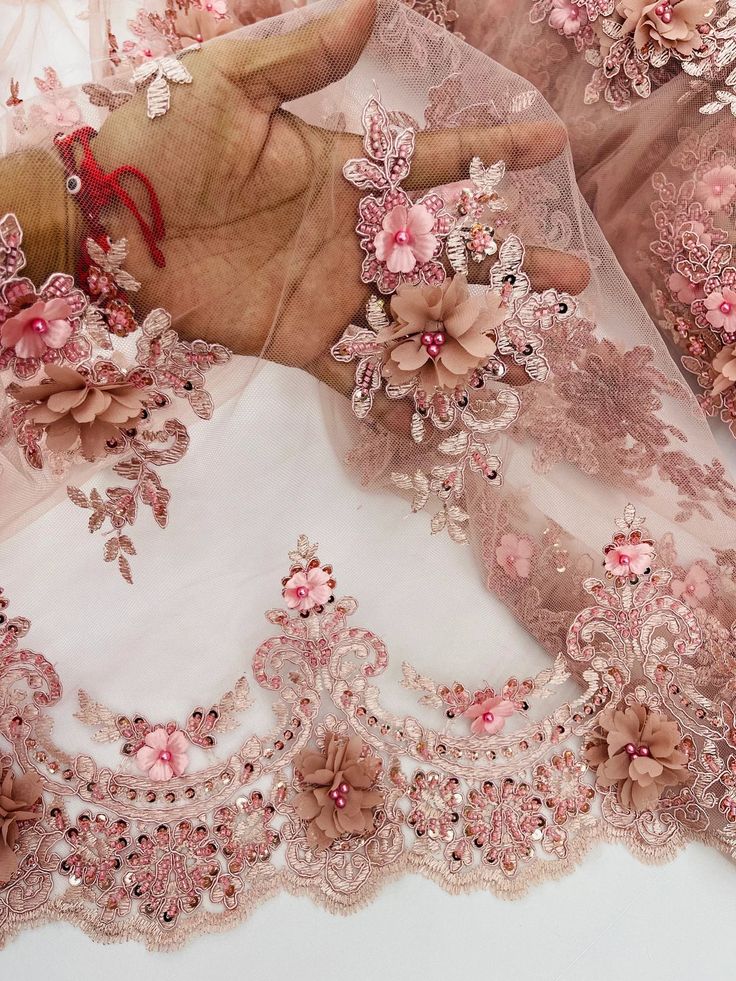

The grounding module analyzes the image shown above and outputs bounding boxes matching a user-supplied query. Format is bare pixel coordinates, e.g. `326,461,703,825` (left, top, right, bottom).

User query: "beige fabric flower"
584,702,688,811
617,0,713,56
294,733,383,850
378,275,501,392
712,343,736,396
0,767,42,884
11,364,149,460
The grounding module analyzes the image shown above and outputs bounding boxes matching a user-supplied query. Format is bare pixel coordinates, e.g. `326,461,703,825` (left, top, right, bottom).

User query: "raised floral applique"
332,97,576,541
0,213,231,582
1,511,736,946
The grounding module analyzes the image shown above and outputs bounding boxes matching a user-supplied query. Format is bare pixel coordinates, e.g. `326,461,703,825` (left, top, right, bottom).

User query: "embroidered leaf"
117,535,136,556
342,159,390,191
411,471,430,512
388,127,415,183
88,509,105,533
361,97,391,161
67,486,89,509
113,458,143,480
437,431,469,455
131,60,160,85
446,505,469,523
215,676,252,732
75,690,120,742
390,472,414,490
410,412,425,443
469,157,506,195
118,554,134,585
366,295,389,333
145,73,170,119
446,228,468,275
447,520,468,544
104,539,120,562
82,306,113,349
81,82,133,111
431,509,447,534
186,387,214,420
160,57,192,84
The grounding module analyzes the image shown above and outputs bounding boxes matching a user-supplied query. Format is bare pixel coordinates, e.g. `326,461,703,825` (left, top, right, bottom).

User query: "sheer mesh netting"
0,0,736,951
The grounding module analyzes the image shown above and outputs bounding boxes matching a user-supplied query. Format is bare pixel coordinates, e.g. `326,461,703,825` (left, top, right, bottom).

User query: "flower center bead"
619,554,630,565
625,743,650,758
296,586,309,599
713,184,724,195
421,329,446,359
394,229,411,246
30,317,48,334
482,711,495,724
159,750,172,762
329,782,350,809
721,302,732,315
654,2,672,22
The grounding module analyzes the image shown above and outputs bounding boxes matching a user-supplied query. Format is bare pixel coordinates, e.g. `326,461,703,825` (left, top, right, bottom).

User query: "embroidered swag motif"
0,511,735,948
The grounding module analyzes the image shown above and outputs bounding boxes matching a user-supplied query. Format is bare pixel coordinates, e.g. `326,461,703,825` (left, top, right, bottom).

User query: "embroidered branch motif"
131,52,194,119
76,675,252,754
1,514,736,943
333,98,575,541
0,214,231,583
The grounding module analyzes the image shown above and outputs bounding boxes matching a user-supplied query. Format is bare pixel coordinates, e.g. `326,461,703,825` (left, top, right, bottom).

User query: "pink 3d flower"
695,166,736,212
41,96,82,130
668,272,702,305
604,542,653,577
712,343,736,396
549,0,588,36
671,565,710,606
704,287,736,333
283,566,332,613
464,696,516,736
0,296,74,360
495,533,534,578
374,203,439,275
136,728,189,781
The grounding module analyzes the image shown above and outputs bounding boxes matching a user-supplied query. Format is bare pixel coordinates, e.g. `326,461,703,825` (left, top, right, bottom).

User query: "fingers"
210,0,376,108
405,121,569,189
466,244,591,296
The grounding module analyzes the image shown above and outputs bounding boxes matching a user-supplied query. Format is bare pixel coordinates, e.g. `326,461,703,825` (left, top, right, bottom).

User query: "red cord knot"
54,126,166,267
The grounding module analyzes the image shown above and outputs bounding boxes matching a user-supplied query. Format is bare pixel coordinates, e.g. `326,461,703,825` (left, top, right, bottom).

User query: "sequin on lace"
1,508,736,948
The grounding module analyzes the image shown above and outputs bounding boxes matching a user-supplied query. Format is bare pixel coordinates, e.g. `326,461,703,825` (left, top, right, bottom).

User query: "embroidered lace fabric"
1,0,736,952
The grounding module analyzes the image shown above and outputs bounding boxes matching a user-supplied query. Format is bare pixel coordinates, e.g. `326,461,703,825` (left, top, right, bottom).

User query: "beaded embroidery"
332,98,576,541
0,213,230,582
0,509,735,947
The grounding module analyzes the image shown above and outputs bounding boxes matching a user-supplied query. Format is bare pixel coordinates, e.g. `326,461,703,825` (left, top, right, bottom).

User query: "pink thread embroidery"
0,213,231,582
0,511,735,945
333,97,579,541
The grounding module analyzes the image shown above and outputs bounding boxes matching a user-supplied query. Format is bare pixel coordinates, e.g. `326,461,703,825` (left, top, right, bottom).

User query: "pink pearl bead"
329,788,340,800
296,586,309,599
426,344,440,358
619,554,630,565
421,332,434,347
432,332,446,346
334,796,347,809
721,302,732,315
661,9,671,21
482,711,495,724
394,230,410,246
338,782,349,795
30,317,48,334
160,750,172,762
625,743,636,756
713,184,723,195
637,745,650,757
